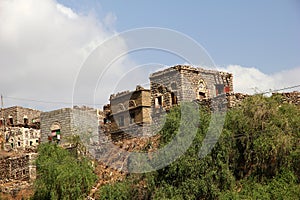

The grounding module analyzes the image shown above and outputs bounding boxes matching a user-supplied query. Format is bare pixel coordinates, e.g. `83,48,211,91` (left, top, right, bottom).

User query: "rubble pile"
227,93,250,108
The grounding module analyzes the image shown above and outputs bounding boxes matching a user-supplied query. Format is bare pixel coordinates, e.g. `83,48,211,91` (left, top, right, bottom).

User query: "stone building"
0,106,41,129
100,65,234,142
149,65,233,111
108,86,151,131
104,86,151,141
40,107,98,145
0,106,41,151
3,127,40,151
0,153,37,182
0,152,37,196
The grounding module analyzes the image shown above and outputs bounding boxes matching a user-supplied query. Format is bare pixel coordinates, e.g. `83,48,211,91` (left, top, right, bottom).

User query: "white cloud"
0,0,134,111
0,0,298,111
219,65,300,94
56,4,78,19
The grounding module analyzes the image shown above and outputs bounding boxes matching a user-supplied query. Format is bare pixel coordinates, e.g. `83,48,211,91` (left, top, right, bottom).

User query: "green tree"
97,95,300,199
32,143,97,200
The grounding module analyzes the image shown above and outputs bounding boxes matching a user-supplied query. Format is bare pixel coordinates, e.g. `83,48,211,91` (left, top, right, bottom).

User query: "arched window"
23,115,28,124
155,96,163,108
50,122,61,143
8,116,13,126
118,103,125,112
129,100,136,108
198,80,207,100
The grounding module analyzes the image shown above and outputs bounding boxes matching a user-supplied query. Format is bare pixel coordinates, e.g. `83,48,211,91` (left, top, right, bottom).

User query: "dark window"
171,92,177,105
216,84,224,95
30,141,33,146
130,112,135,124
24,118,28,125
129,100,136,108
9,118,13,125
157,96,162,106
199,92,206,100
0,119,3,126
18,142,21,147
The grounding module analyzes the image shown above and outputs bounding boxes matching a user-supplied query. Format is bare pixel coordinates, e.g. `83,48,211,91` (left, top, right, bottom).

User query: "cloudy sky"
0,0,299,111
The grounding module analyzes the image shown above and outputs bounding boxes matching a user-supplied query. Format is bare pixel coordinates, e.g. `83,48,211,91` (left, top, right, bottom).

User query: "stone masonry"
40,107,98,145
3,127,40,151
149,65,233,111
0,106,41,128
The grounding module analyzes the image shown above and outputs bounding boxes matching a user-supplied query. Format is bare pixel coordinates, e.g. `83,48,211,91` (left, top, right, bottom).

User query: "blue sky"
0,0,299,110
57,0,300,73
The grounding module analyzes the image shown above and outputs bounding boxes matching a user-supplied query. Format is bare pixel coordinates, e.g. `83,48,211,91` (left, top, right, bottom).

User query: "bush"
32,143,97,200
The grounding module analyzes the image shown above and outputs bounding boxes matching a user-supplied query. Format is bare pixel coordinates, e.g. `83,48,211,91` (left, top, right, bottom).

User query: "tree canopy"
32,143,97,200
99,95,300,199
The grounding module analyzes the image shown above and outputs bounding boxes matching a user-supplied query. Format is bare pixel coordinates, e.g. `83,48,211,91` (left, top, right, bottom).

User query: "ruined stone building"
100,65,234,142
103,86,152,141
0,106,41,151
0,153,36,182
0,152,37,196
0,106,41,129
3,127,40,151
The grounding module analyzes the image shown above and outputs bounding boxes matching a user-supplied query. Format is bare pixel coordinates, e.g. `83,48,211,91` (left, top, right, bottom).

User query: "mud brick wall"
0,106,41,127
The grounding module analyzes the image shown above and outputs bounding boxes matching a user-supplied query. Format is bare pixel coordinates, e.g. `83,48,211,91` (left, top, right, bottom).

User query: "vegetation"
98,95,300,199
32,143,97,200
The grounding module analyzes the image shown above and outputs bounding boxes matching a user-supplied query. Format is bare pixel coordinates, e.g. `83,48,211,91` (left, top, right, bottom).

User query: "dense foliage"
32,143,97,200
99,95,300,199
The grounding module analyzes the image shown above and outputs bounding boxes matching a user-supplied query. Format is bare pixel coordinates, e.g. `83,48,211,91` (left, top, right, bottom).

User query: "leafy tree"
32,143,97,200
97,95,300,199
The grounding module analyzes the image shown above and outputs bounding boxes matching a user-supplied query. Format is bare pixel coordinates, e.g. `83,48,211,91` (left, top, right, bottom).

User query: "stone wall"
0,106,41,128
108,86,151,133
0,152,37,197
40,107,98,144
40,108,73,143
227,93,250,108
149,65,233,110
273,91,300,107
0,154,31,182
